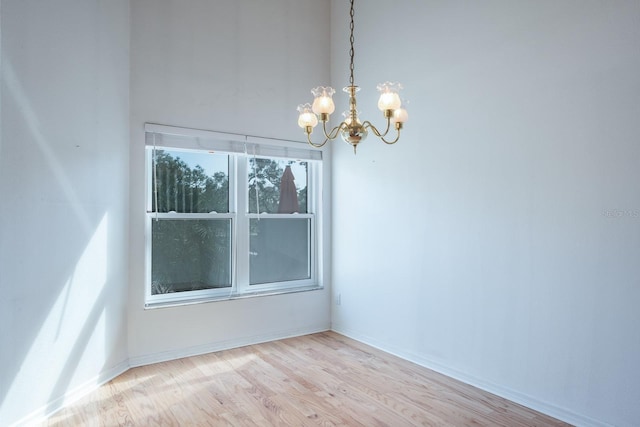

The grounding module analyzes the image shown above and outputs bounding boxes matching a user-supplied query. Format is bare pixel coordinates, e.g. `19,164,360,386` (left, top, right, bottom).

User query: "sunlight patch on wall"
0,213,109,417
2,60,92,232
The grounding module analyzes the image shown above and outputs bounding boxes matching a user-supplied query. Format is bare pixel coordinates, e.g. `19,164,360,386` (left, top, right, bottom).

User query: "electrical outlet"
336,293,341,306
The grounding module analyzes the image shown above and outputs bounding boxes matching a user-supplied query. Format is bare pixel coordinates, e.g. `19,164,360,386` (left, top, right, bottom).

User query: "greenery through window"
153,149,229,213
248,158,307,214
151,219,232,294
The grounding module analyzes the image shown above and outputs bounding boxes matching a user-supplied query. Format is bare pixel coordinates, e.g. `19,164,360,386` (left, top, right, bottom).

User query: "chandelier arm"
322,120,348,140
306,121,350,148
380,127,401,145
306,133,330,148
362,117,392,138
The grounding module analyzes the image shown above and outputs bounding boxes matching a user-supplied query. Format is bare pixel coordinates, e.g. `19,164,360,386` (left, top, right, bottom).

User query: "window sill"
144,284,323,310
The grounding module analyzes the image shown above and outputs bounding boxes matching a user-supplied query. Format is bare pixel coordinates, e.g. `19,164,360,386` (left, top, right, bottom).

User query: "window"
145,124,322,307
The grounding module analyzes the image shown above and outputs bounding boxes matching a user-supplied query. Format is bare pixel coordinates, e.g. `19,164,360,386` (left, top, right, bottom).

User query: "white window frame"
144,124,323,308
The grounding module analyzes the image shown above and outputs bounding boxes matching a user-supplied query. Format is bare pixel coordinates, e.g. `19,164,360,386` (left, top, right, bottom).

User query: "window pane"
152,148,229,213
152,219,232,294
250,218,310,285
248,158,307,213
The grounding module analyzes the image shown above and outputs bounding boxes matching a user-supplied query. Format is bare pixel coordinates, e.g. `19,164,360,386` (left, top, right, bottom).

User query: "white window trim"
144,124,324,308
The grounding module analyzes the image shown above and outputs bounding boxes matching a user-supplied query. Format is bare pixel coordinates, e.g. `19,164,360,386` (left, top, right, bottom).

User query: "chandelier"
297,0,408,154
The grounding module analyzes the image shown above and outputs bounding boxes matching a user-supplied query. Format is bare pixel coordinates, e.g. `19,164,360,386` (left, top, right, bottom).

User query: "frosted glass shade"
297,104,318,128
311,86,336,115
376,81,403,111
392,107,409,123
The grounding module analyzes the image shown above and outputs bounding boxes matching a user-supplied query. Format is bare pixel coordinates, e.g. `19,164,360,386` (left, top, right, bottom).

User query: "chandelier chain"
349,0,355,87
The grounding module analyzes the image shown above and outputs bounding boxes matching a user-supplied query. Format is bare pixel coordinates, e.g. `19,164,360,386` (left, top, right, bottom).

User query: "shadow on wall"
0,60,126,424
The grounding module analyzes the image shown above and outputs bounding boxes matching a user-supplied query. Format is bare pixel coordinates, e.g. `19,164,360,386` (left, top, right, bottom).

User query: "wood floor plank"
41,332,570,426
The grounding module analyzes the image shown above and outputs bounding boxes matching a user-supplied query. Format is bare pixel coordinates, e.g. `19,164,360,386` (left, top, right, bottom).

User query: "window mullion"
235,156,250,292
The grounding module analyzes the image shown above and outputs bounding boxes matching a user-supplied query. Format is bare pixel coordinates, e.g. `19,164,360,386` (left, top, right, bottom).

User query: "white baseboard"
13,360,130,427
331,325,610,427
128,324,330,367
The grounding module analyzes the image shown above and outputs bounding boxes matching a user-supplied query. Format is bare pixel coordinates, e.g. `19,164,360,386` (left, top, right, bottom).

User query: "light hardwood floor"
42,332,570,426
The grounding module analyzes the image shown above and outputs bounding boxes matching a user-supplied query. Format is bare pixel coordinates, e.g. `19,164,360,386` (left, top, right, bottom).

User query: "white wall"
0,1,130,425
330,1,640,426
128,0,331,363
